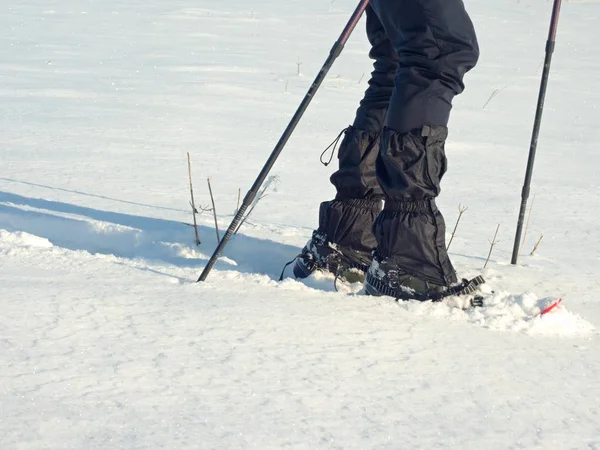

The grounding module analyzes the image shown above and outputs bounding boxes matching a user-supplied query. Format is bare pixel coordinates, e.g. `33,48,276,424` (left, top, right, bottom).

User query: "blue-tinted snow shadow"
0,191,305,282
0,177,187,214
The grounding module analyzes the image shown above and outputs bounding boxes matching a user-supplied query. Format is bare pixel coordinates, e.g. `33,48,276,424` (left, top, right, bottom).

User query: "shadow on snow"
0,191,303,283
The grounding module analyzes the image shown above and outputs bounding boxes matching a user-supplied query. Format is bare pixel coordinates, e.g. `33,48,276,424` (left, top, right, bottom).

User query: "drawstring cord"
320,127,349,166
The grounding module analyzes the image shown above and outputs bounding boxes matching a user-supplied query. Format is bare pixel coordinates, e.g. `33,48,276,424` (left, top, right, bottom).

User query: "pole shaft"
198,0,371,282
511,0,562,265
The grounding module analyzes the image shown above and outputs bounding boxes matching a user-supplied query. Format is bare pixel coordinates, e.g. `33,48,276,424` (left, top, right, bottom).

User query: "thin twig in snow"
447,204,468,251
530,234,544,256
482,84,509,110
520,194,536,254
207,177,220,243
187,153,201,246
484,224,501,269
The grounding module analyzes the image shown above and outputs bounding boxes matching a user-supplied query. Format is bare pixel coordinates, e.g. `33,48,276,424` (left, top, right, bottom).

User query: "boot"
364,126,457,298
364,253,446,299
293,199,382,282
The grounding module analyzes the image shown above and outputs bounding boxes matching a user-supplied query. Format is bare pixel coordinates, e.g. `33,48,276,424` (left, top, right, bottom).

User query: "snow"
2,0,600,448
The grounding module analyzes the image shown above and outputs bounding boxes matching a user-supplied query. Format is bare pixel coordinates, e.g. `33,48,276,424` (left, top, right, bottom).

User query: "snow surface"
2,0,600,448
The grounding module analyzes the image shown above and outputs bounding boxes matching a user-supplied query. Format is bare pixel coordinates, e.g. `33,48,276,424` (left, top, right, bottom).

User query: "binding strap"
366,274,485,303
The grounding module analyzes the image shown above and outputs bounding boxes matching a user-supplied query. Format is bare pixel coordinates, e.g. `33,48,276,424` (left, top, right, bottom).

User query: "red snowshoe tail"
540,298,563,316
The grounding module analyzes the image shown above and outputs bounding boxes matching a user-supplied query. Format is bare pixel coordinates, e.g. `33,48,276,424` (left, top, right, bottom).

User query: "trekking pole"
511,0,562,265
197,0,371,282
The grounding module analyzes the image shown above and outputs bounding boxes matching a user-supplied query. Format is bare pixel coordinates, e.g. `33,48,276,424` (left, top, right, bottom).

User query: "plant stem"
187,153,201,246
207,177,220,243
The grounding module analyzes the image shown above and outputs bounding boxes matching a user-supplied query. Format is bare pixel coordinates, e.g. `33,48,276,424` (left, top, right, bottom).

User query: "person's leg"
365,0,479,294
293,7,399,280
370,0,479,134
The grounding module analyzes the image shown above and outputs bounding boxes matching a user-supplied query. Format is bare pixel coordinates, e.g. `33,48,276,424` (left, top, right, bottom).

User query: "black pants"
356,0,479,134
323,0,478,286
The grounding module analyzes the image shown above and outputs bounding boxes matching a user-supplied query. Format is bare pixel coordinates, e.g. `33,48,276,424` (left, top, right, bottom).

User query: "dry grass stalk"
482,84,509,110
187,152,201,246
446,204,468,251
520,194,536,254
484,224,501,269
207,177,220,243
530,234,544,256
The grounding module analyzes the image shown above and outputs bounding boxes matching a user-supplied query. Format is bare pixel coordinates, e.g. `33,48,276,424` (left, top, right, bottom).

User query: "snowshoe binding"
282,231,371,284
364,256,484,307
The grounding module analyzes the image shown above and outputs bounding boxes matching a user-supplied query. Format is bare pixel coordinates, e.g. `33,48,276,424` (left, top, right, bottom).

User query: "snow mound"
471,290,595,336
398,288,595,336
0,229,53,250
280,272,594,336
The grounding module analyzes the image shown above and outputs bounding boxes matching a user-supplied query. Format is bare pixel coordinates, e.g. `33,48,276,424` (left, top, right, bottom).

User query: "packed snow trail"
2,225,599,449
0,200,593,337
